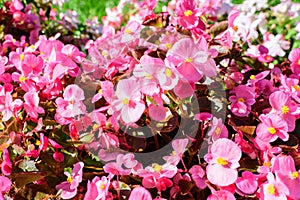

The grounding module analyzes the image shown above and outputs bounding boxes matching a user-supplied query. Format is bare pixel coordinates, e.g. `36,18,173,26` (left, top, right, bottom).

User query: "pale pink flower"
204,138,242,186
84,176,110,200
272,155,300,199
23,91,44,119
163,138,189,165
175,0,202,29
288,48,300,75
0,176,11,200
56,162,84,199
256,114,288,142
166,37,217,82
207,190,235,200
260,173,289,200
189,165,206,189
207,117,228,141
129,186,152,200
0,92,22,121
111,78,145,124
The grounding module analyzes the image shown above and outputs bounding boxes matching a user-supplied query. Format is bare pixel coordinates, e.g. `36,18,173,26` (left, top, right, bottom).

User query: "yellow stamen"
233,26,238,32
267,184,276,195
216,157,228,165
36,140,41,146
293,85,300,91
184,10,193,17
19,76,26,82
215,127,221,135
268,127,276,135
290,171,299,179
165,68,172,77
298,59,300,65
93,124,99,130
165,43,172,49
98,89,103,94
99,183,106,189
20,54,25,61
124,29,131,34
67,176,73,184
101,50,108,56
172,150,176,156
145,73,153,79
238,97,245,103
122,98,129,105
263,162,271,167
153,164,162,172
281,105,289,114
250,75,255,80
185,57,193,63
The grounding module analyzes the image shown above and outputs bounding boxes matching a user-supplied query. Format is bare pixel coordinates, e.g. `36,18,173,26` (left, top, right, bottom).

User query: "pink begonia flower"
1,148,12,176
128,186,152,200
236,171,258,195
163,138,189,165
22,54,44,75
260,172,289,200
0,176,11,200
142,176,173,192
189,165,207,189
23,91,44,119
110,78,145,124
55,84,86,124
204,138,242,186
207,117,228,141
120,20,141,43
84,176,110,200
56,162,84,199
53,151,64,163
256,114,289,143
207,190,235,200
0,92,22,121
104,153,139,176
288,48,300,75
247,70,269,87
269,91,299,132
279,76,300,102
272,155,300,199
263,33,290,57
166,37,217,83
175,0,203,29
148,103,167,121
229,85,256,117
194,112,212,121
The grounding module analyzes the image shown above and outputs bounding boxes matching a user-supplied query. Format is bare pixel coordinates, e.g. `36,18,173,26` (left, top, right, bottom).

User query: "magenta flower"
0,176,11,200
166,37,217,82
1,148,12,176
272,155,300,199
269,91,298,132
111,78,145,124
84,176,110,200
129,186,152,200
236,171,258,195
288,48,300,75
189,165,207,189
260,172,289,200
56,162,84,199
207,117,228,141
229,85,256,117
204,138,242,186
23,91,44,119
175,0,202,29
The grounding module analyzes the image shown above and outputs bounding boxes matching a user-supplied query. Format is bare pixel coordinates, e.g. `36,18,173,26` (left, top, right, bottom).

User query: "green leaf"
268,0,280,6
232,0,244,4
292,0,300,3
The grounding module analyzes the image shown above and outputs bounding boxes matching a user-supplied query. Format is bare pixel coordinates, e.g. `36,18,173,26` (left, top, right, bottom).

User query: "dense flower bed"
1,0,300,199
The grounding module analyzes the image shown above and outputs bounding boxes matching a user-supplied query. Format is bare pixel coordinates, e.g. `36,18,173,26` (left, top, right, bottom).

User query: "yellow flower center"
216,157,228,165
165,68,172,77
93,124,99,130
267,184,276,195
281,105,289,114
99,183,106,189
67,176,73,184
184,10,193,17
298,59,300,65
238,97,245,103
20,54,25,61
185,57,193,63
215,127,221,135
153,164,162,172
250,75,256,80
268,127,276,134
145,73,153,79
101,50,108,56
293,85,300,91
35,140,41,146
19,76,26,82
165,43,172,49
122,98,129,105
263,162,271,167
172,150,176,156
290,171,299,179
124,29,131,34
233,25,239,32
